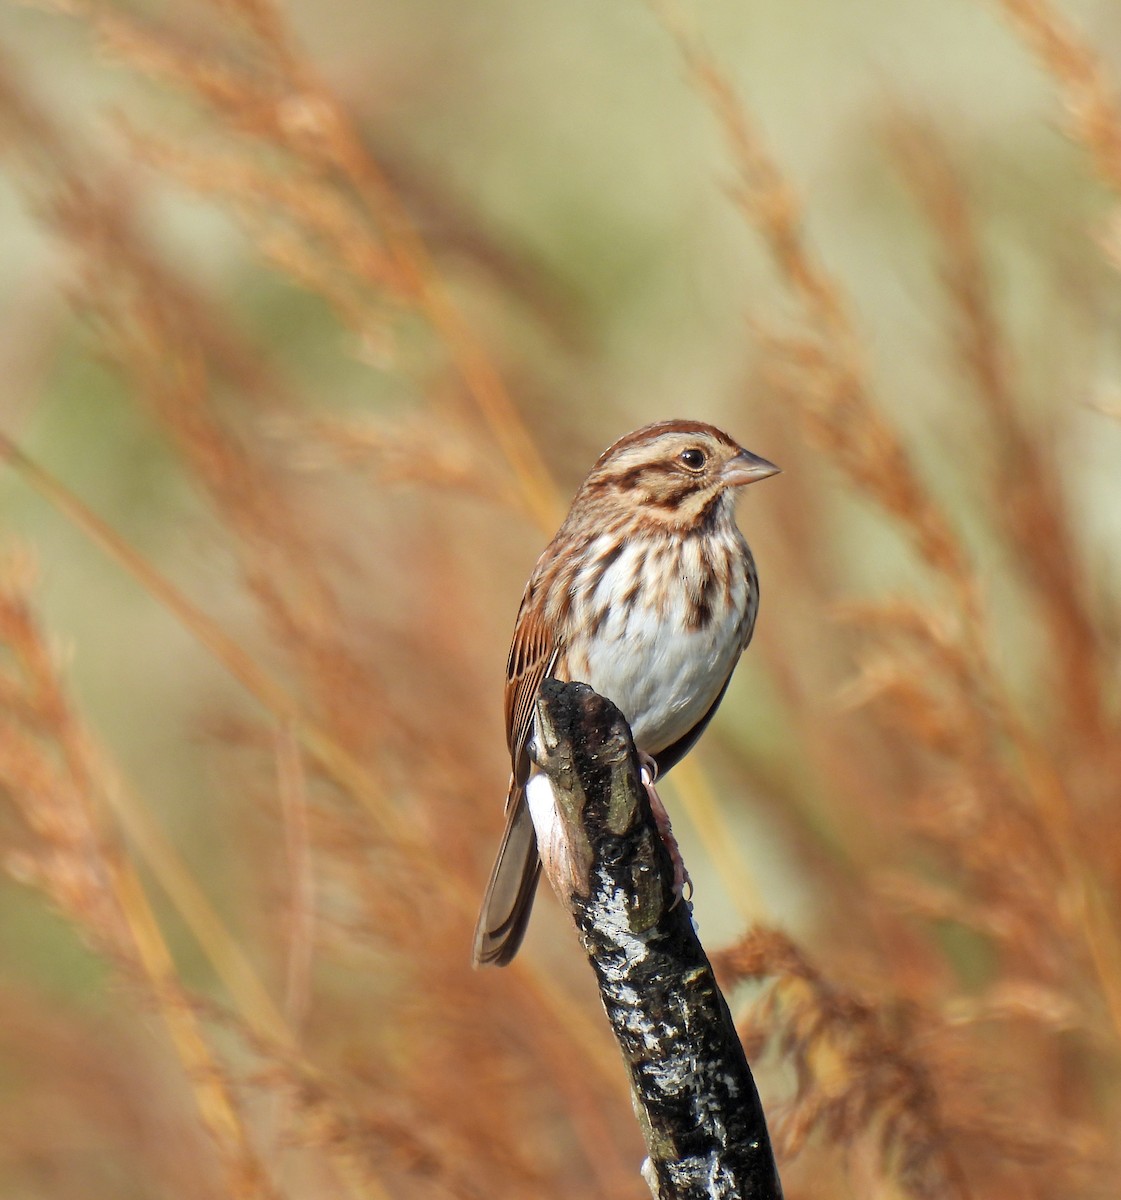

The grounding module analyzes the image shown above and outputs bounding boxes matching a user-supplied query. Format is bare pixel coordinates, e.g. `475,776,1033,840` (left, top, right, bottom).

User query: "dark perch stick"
528,679,783,1200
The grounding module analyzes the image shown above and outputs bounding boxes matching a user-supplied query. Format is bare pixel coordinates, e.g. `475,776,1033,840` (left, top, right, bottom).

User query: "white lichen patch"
592,863,651,966
640,1156,661,1198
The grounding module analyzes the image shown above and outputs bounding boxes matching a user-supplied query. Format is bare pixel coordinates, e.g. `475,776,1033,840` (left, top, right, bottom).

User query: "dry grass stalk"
719,927,1112,1198
0,556,279,1198
717,927,973,1200
994,0,1121,192
889,115,1106,745
656,8,972,598
84,0,562,530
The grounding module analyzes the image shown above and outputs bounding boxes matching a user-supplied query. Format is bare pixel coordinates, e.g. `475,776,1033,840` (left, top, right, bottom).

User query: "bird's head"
577,419,779,528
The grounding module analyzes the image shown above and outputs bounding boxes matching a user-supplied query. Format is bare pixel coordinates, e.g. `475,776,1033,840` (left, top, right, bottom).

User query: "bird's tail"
472,791,540,967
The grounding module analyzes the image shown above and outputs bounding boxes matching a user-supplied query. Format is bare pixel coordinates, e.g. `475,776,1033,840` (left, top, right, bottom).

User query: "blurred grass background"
1,0,1121,1197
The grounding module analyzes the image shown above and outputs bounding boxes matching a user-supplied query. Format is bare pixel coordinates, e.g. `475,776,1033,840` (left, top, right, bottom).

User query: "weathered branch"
528,679,783,1200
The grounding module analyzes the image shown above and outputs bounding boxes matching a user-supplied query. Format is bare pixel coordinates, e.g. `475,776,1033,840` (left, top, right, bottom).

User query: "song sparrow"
472,419,779,966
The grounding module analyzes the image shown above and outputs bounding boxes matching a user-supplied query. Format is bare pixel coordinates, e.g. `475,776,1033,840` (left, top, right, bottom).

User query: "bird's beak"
722,449,781,487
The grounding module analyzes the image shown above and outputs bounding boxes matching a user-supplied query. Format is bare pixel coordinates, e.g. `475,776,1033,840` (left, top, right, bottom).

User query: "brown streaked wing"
504,596,561,796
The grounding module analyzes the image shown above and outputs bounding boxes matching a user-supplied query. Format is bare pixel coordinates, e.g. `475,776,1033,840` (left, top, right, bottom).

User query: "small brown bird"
472,419,779,966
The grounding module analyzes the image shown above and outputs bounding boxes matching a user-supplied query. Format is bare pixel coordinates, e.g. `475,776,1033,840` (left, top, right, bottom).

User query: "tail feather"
472,793,540,967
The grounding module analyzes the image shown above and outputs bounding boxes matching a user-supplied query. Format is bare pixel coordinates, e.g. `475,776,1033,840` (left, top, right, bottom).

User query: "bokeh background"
2,0,1121,1196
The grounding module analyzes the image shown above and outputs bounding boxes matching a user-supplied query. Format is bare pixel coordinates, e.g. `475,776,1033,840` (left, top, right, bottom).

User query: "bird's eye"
679,448,707,471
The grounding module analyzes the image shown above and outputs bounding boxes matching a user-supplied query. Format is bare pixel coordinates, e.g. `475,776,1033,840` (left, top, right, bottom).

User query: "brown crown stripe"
592,419,741,468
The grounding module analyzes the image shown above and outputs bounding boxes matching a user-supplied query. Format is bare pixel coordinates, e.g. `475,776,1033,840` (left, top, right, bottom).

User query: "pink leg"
638,753,692,905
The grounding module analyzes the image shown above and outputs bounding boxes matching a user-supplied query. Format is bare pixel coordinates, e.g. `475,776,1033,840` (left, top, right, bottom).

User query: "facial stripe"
592,419,740,468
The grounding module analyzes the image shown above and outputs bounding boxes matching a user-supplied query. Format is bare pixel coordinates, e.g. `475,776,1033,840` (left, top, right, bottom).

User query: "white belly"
560,534,751,755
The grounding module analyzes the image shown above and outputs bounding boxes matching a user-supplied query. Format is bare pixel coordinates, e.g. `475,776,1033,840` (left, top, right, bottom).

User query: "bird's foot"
638,753,692,906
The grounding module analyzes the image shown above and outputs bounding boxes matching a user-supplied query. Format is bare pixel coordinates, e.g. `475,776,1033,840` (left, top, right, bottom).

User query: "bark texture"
530,678,783,1200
